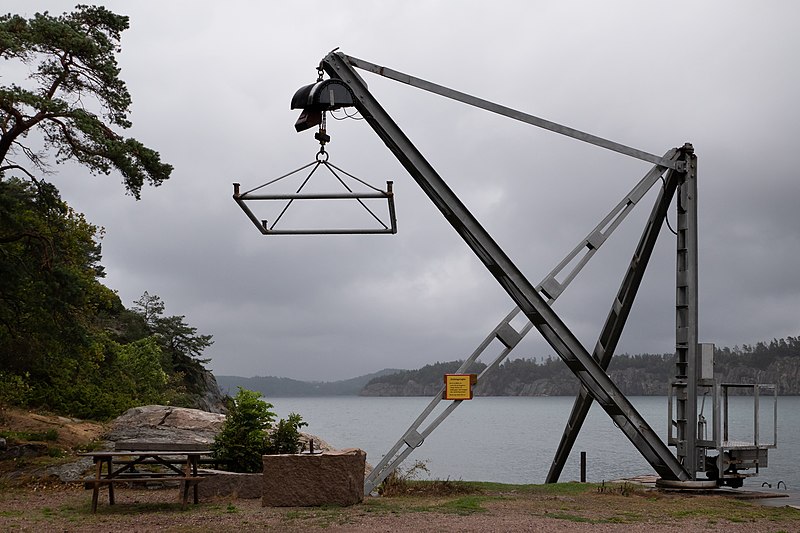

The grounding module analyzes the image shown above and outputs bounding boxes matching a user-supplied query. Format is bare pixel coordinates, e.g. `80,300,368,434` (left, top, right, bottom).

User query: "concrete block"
262,449,366,507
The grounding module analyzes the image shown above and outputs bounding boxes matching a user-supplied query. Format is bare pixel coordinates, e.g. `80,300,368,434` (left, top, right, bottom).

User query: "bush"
265,412,307,455
0,372,31,406
211,388,276,473
211,389,311,472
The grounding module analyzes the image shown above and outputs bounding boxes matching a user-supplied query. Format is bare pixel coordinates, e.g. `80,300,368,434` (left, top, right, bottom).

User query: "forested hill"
360,336,800,396
216,369,403,397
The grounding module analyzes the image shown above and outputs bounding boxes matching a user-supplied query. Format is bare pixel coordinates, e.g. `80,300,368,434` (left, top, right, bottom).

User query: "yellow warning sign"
443,373,477,400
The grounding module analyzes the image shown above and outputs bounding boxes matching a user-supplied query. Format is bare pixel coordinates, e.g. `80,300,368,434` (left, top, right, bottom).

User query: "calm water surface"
267,395,799,489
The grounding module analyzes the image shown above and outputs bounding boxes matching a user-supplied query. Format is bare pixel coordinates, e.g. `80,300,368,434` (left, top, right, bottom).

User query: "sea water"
266,395,799,489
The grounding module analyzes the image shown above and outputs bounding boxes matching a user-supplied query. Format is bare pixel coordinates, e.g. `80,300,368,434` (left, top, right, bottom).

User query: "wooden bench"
84,477,203,512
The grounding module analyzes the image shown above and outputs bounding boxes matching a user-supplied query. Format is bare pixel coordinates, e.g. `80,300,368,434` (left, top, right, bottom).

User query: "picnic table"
80,444,211,513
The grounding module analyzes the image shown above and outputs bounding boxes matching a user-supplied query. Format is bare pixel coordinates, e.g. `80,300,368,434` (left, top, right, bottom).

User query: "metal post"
673,143,699,478
580,452,587,483
723,386,730,443
754,385,760,446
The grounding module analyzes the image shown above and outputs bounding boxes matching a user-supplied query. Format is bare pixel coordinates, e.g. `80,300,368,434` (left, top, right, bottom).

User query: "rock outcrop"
723,358,800,395
186,369,228,414
104,405,226,448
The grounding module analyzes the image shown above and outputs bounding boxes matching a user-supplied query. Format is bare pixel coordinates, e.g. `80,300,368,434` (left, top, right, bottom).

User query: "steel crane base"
655,478,719,490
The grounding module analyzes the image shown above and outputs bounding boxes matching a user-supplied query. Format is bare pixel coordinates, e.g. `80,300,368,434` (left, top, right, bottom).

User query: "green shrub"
211,388,276,473
211,389,311,472
266,412,307,455
0,372,31,407
47,446,68,458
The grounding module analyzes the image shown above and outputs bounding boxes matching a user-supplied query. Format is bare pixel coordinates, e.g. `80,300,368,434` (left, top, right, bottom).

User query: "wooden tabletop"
113,441,213,452
79,450,211,457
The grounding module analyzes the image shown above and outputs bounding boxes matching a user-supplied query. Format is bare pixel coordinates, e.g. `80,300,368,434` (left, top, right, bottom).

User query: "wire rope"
661,175,679,236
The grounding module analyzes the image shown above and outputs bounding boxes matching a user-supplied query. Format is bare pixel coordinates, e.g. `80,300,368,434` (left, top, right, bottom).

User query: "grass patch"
664,496,800,523
47,446,68,458
382,477,476,497
546,511,596,523
362,497,433,515
615,510,643,522
596,481,642,496
545,511,626,525
378,460,475,497
464,480,592,495
363,493,492,516
35,503,82,523
434,495,488,515
671,507,707,518
203,503,239,516
0,429,58,443
280,506,349,528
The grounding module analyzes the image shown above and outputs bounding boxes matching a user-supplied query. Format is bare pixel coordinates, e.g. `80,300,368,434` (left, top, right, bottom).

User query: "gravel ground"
0,482,798,532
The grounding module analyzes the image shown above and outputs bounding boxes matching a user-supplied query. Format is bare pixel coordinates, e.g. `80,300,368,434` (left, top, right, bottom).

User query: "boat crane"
233,51,777,493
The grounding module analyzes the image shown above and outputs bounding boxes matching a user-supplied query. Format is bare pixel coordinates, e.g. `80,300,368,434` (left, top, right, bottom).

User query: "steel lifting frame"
232,163,397,235
318,51,693,490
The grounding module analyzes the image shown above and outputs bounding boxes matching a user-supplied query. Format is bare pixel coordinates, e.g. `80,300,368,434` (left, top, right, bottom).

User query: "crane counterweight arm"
333,52,677,170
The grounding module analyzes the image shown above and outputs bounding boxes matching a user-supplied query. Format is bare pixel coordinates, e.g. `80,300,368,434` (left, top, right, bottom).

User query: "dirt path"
0,407,106,449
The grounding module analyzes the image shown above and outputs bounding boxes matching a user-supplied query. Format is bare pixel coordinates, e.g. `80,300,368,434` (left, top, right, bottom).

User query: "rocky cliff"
189,369,228,413
721,357,800,395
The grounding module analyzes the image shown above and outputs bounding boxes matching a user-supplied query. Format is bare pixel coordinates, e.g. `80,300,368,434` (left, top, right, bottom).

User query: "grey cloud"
5,1,798,380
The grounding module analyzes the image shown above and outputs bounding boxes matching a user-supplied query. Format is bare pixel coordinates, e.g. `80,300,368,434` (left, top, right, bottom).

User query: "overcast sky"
5,1,799,381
